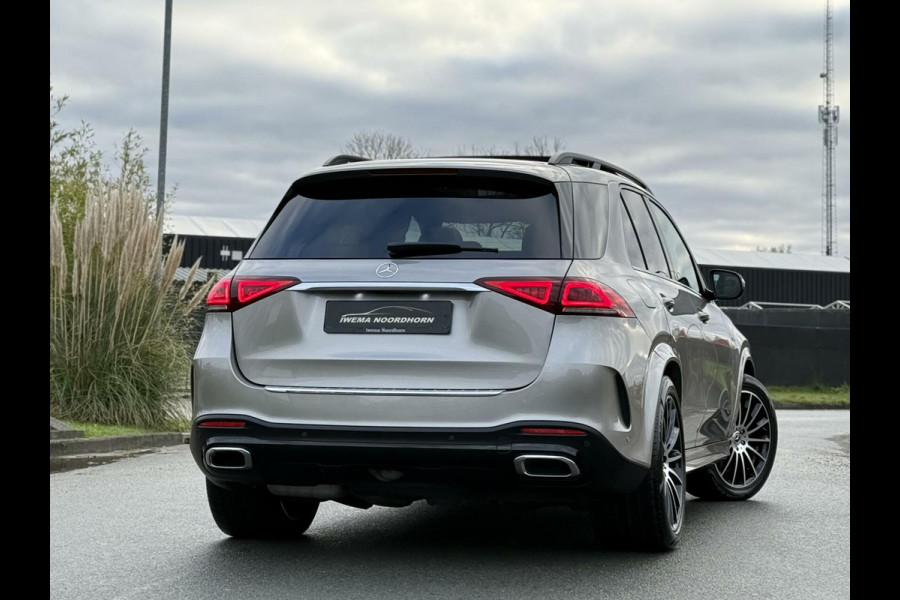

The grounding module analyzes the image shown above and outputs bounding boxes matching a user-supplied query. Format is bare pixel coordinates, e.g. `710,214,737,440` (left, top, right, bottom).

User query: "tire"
206,479,319,538
593,375,686,552
687,375,778,501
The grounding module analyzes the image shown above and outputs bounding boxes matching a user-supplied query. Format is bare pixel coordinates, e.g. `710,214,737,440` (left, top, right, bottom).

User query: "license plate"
324,301,453,334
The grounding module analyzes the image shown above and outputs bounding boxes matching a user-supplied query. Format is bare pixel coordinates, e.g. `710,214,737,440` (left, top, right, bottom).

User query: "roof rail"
439,155,550,162
548,152,651,192
322,155,371,167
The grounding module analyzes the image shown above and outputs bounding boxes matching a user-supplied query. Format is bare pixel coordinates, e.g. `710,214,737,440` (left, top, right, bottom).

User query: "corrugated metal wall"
698,265,850,307
167,235,255,270
723,308,850,385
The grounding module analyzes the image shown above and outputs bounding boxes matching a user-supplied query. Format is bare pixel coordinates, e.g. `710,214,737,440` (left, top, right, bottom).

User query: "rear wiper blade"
387,243,500,258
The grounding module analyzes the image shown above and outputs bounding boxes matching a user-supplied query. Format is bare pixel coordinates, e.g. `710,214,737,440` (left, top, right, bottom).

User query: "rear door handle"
697,309,710,323
659,293,675,311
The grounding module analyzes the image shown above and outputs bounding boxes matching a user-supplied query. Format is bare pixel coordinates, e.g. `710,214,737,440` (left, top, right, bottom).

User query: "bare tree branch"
343,130,422,159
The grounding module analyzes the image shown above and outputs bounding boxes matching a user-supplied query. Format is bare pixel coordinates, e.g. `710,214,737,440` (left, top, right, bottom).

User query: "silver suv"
191,152,777,551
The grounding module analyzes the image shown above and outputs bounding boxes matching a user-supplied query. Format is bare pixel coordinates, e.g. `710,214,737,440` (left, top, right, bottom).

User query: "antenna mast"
818,0,839,256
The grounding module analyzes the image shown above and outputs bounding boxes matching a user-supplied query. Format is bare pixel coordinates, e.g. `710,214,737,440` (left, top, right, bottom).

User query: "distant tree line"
342,130,566,160
756,244,792,254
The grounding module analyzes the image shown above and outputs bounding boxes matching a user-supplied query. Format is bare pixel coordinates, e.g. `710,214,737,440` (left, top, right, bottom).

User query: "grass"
65,419,189,437
66,421,152,438
768,384,850,409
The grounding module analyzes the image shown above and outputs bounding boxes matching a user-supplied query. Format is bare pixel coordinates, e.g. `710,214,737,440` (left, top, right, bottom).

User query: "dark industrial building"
693,248,850,307
166,216,266,279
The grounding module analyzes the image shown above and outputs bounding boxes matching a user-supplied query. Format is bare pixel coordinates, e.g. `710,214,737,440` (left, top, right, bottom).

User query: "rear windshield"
251,175,561,259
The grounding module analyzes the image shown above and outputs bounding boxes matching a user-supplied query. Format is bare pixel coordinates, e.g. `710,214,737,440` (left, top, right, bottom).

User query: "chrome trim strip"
265,386,503,397
289,282,486,292
513,455,581,478
205,447,252,470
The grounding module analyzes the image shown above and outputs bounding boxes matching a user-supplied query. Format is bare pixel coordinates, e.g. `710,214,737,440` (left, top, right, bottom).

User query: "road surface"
50,410,849,599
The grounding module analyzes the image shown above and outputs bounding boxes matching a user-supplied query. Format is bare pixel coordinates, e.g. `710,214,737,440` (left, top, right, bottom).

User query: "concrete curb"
50,417,85,440
50,432,189,458
50,430,85,440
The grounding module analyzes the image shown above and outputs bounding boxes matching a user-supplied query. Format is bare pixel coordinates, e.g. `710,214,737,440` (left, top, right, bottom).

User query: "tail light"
560,279,635,317
478,279,558,306
206,276,299,312
476,277,634,317
206,277,232,308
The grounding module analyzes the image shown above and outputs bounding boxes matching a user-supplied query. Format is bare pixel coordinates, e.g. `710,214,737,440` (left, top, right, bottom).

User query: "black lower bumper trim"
191,416,648,504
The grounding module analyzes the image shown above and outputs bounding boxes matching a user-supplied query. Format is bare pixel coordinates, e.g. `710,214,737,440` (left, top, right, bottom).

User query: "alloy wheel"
662,392,685,532
716,389,773,488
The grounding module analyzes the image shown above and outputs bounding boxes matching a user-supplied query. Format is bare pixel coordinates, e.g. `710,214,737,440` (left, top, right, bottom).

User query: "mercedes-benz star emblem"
375,262,399,278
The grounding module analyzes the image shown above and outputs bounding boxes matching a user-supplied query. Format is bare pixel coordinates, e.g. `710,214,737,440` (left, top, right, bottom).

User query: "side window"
647,201,701,293
619,198,646,269
621,190,669,276
573,182,610,259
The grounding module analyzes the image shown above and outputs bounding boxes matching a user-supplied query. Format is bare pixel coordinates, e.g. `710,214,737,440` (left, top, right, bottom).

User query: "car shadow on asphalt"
197,497,781,573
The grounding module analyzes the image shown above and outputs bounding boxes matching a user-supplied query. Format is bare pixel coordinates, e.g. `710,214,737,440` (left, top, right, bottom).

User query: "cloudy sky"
50,0,850,255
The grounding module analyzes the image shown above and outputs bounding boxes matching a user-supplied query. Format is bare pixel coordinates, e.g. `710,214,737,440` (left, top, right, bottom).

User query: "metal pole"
156,0,173,219
818,0,838,256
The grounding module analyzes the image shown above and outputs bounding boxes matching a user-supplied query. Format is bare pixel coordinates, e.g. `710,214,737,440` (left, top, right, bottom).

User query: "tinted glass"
621,190,669,276
647,202,701,292
619,198,646,269
573,183,610,259
252,176,561,259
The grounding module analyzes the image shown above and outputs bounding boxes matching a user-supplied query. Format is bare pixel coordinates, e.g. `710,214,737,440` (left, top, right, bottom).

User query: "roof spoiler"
320,151,651,192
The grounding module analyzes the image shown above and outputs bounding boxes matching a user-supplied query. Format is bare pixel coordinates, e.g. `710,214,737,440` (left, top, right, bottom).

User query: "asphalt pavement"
49,410,850,600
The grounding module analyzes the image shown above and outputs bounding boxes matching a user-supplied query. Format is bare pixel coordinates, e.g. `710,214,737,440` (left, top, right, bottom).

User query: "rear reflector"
521,427,588,436
198,420,246,428
476,277,634,317
206,276,299,312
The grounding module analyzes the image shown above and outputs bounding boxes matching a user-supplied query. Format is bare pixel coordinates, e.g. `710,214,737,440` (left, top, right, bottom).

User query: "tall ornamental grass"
50,184,212,428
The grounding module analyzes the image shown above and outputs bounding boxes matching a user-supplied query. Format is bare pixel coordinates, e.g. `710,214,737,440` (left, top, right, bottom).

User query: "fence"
722,307,850,386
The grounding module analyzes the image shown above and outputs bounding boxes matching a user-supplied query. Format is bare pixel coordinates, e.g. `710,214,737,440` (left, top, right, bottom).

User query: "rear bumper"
191,416,648,504
193,312,657,468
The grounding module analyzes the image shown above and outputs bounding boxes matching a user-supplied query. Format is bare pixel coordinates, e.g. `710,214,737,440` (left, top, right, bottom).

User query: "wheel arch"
738,345,754,387
726,345,755,434
742,356,756,378
634,343,680,467
663,359,682,403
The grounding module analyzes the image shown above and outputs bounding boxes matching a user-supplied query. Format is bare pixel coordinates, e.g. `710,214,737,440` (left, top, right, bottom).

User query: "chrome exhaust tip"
513,454,580,478
205,447,252,470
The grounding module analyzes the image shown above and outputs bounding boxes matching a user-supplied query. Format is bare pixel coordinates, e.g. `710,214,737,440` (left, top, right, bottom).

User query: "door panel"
619,189,707,447
695,301,741,444
643,195,737,447
638,274,708,447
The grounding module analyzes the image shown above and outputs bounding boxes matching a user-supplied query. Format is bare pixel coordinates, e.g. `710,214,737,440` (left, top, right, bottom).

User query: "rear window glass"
251,175,561,259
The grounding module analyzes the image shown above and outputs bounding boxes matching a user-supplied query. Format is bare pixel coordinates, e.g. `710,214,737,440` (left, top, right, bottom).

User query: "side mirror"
709,269,745,300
